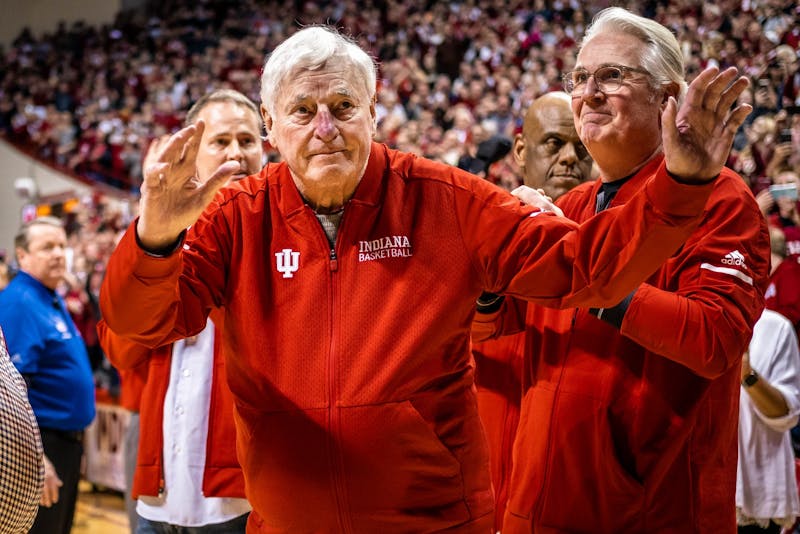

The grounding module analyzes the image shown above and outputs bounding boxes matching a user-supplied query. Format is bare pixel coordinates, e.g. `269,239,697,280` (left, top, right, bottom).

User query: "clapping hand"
661,66,752,183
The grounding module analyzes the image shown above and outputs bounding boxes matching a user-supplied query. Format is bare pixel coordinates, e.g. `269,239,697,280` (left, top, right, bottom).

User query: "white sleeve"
751,311,800,432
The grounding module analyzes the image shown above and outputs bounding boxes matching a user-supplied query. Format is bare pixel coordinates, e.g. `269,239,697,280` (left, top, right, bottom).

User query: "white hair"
581,7,688,101
260,26,377,117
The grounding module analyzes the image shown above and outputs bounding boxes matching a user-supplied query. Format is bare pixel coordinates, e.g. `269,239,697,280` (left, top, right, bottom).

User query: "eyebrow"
288,88,355,106
573,62,636,71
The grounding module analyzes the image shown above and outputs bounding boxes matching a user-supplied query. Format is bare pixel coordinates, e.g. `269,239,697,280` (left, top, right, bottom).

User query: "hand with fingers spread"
137,121,242,250
661,66,752,183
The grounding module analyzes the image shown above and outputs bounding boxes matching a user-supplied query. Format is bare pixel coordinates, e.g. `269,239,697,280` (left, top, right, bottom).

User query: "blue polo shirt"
0,271,95,431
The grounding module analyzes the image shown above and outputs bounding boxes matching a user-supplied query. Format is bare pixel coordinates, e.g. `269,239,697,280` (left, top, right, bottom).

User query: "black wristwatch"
742,370,759,388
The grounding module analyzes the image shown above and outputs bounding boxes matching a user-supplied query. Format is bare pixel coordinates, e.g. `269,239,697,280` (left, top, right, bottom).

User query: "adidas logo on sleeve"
699,250,753,286
720,250,746,267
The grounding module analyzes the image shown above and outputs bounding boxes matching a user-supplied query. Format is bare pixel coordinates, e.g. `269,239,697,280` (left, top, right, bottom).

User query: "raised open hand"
137,121,240,250
661,66,752,183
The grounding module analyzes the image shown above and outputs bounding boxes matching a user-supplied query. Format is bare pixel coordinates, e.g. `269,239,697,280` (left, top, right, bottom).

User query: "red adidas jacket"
476,157,770,533
97,312,244,500
100,143,713,532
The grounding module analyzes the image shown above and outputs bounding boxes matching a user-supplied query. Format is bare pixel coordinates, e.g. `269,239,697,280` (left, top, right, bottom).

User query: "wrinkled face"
195,101,263,183
515,101,593,200
17,224,67,290
262,62,376,202
571,32,666,173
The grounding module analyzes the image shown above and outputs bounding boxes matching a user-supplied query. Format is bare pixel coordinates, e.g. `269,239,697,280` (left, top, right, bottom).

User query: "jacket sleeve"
97,319,153,370
471,297,527,342
458,159,713,310
618,178,771,378
99,193,231,348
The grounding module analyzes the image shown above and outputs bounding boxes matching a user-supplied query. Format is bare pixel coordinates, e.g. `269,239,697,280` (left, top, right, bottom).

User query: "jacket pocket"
339,400,474,531
539,390,644,531
508,387,644,531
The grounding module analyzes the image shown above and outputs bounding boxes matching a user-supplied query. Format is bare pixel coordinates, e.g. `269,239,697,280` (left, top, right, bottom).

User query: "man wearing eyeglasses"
475,7,769,533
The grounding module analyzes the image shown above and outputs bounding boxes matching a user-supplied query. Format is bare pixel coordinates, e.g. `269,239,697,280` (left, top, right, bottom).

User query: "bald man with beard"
473,91,594,531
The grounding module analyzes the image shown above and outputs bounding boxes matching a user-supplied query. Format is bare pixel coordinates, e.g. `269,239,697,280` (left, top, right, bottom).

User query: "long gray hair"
581,7,688,102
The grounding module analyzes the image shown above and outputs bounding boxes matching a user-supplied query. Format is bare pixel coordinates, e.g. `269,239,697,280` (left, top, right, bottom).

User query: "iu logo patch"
275,248,300,278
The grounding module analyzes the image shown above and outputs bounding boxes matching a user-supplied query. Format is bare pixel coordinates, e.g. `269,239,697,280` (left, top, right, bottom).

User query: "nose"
313,107,338,141
557,143,579,166
579,76,603,101
224,140,244,162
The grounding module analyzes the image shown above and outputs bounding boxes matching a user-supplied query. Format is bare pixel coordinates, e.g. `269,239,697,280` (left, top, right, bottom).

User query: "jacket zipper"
316,209,351,533
534,307,579,522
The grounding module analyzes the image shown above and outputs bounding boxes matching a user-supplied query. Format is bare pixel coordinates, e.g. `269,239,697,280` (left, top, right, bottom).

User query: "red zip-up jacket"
477,157,770,533
117,365,147,413
100,143,713,532
97,312,244,500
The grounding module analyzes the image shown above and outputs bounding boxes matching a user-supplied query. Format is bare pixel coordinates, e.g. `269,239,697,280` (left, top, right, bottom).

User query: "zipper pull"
330,248,338,272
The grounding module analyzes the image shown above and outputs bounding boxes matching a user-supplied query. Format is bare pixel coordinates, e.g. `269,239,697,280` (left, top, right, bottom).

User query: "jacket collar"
593,153,665,208
267,142,390,217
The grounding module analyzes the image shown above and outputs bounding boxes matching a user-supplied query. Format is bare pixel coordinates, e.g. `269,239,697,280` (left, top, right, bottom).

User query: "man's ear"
369,94,377,136
260,104,276,146
660,82,681,109
260,104,273,133
512,134,526,168
14,247,26,269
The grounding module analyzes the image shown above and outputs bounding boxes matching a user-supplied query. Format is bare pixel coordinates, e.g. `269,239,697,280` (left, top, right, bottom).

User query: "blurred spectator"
757,170,800,257
0,0,797,199
766,226,800,344
0,258,10,291
0,216,95,534
734,114,781,193
737,309,800,533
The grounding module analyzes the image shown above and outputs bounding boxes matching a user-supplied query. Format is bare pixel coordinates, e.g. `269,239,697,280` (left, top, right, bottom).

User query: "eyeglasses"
562,65,650,96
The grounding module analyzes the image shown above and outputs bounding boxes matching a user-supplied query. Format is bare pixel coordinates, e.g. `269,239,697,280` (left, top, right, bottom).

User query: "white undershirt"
137,319,251,526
